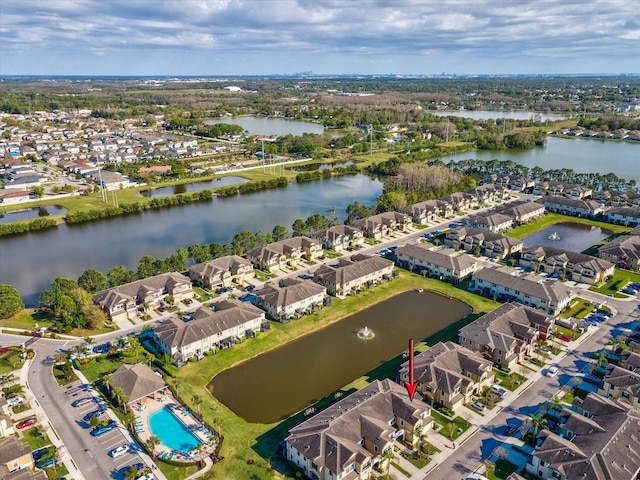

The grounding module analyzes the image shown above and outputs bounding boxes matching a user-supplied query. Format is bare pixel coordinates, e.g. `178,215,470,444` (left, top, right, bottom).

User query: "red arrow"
404,338,418,401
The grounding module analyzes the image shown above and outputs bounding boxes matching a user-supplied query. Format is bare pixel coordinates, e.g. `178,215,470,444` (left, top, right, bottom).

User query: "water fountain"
548,232,561,240
356,326,375,340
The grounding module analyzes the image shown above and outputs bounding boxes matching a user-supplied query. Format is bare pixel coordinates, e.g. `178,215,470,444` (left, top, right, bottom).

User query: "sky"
1,0,639,76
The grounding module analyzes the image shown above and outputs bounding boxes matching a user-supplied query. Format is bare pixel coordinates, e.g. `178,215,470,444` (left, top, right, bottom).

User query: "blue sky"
1,0,638,76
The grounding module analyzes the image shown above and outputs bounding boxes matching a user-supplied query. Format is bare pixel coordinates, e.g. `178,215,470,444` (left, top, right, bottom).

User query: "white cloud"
0,0,638,75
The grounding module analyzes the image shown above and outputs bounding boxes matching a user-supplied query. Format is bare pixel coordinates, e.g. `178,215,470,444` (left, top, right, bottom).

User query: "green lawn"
559,297,595,319
590,269,640,298
493,369,526,391
77,350,156,383
20,426,51,450
0,309,55,331
487,458,520,480
429,410,471,440
156,461,203,480
508,213,630,239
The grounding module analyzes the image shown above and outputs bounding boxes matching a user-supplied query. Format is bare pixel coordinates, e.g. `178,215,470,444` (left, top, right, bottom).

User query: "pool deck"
133,394,216,462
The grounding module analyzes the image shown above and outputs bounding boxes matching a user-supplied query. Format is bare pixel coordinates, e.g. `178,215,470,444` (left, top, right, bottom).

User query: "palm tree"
102,373,112,391
127,337,143,362
146,436,161,458
172,379,181,398
191,394,202,416
123,411,136,430
83,336,94,355
529,414,548,437
594,350,608,368
382,448,395,477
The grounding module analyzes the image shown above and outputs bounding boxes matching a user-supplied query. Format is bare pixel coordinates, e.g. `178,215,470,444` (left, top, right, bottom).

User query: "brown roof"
110,363,166,404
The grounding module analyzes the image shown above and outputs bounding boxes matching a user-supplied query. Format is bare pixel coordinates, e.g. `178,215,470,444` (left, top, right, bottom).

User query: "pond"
289,160,355,172
208,289,471,424
522,222,612,253
0,205,68,224
438,136,640,184
138,177,248,198
431,110,568,121
204,116,325,136
1,174,383,305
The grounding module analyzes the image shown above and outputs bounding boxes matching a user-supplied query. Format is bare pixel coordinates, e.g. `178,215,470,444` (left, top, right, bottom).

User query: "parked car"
558,334,572,342
545,366,559,377
7,396,25,407
90,422,116,436
83,409,105,421
109,445,130,458
17,418,37,429
35,456,56,469
491,385,507,397
504,424,517,435
472,401,486,411
136,474,155,480
72,397,93,407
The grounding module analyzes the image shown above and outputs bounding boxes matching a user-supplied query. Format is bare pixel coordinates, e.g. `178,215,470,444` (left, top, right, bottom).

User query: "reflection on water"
523,222,611,253
138,177,248,198
289,160,355,172
204,116,325,136
209,290,471,423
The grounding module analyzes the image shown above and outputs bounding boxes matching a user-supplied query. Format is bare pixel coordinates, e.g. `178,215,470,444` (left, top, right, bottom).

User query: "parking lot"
62,381,151,479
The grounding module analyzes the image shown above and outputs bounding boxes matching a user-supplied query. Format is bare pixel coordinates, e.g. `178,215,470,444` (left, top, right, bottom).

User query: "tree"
0,284,24,319
382,448,395,476
192,393,202,416
305,213,330,234
90,415,100,429
127,337,143,362
593,350,608,368
137,255,158,279
32,186,44,200
83,336,94,355
292,219,308,237
346,202,371,225
78,269,108,293
108,265,137,287
492,446,508,462
529,414,548,437
123,411,136,430
146,435,161,458
272,225,289,242
188,244,211,264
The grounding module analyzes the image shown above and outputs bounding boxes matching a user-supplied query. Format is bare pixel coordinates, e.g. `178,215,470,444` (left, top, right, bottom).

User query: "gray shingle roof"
472,266,574,303
109,363,166,404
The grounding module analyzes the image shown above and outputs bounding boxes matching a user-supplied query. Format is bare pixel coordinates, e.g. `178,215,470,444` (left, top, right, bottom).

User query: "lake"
523,222,611,253
204,116,325,136
439,136,640,183
0,205,68,224
209,290,471,423
431,110,568,121
139,177,248,198
0,175,383,305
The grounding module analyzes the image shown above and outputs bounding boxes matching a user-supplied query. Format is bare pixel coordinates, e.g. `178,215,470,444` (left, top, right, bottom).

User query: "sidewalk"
19,356,87,480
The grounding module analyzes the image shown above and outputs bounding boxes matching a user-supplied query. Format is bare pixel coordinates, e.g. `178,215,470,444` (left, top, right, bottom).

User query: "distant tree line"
577,115,640,131
0,217,57,237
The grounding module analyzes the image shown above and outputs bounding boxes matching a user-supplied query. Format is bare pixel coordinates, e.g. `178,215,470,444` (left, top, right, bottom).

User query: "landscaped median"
169,270,498,480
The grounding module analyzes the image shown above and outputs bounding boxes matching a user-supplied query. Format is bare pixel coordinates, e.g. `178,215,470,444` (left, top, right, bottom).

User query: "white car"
109,445,130,458
136,474,155,480
7,396,25,407
472,401,486,411
545,366,559,377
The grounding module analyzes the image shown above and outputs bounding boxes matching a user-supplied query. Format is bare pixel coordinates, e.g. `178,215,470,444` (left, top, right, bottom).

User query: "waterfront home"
87,170,136,190
310,225,364,252
495,200,546,225
593,189,640,207
467,212,513,233
0,437,43,479
352,211,412,239
313,254,395,298
188,255,254,289
93,272,194,322
247,236,322,272
602,206,640,226
0,189,31,204
519,245,615,284
284,379,434,480
526,394,640,480
458,302,555,370
1,173,46,190
154,300,265,363
536,195,606,218
398,341,494,412
532,181,592,198
444,227,523,259
598,350,640,408
394,244,479,283
597,229,640,270
399,199,441,224
253,278,327,322
469,266,575,316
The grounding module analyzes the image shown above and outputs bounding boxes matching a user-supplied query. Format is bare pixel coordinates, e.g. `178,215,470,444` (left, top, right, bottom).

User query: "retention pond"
208,289,471,424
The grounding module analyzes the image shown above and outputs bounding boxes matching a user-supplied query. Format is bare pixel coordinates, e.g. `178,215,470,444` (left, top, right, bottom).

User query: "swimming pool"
149,407,201,452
